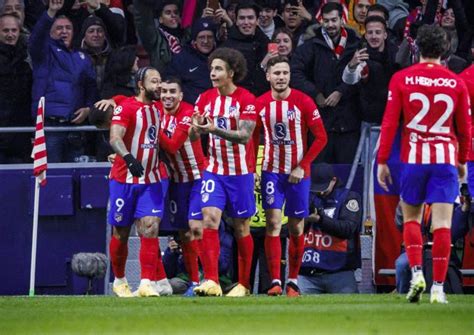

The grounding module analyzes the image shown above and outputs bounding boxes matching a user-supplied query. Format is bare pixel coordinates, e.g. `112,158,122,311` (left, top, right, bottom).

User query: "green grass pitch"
1,294,473,334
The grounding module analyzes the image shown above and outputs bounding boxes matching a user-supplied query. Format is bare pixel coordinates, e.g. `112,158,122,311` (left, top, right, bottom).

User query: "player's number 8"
115,198,125,212
265,181,275,195
201,180,215,193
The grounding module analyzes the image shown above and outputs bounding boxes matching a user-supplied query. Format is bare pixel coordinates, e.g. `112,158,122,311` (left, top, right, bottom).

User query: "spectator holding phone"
281,0,313,47
221,1,270,96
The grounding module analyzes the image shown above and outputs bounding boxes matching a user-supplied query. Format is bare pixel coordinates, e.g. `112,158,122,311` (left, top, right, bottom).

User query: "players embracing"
255,56,328,296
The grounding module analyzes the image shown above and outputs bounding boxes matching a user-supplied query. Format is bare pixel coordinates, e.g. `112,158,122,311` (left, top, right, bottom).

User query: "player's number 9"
115,198,125,212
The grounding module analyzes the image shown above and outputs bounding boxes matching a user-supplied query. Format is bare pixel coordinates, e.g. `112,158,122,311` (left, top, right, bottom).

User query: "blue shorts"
400,164,459,205
200,171,256,218
168,179,203,230
261,172,310,218
467,162,474,196
108,180,164,226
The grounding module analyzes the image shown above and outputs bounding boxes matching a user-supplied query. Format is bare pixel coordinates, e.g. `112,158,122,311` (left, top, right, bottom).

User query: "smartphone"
268,42,278,53
358,40,367,51
208,0,220,11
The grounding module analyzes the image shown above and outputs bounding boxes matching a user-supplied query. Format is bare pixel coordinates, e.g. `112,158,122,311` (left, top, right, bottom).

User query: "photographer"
299,163,361,294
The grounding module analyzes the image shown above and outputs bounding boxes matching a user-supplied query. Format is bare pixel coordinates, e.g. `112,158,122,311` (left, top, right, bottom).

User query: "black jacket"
0,40,33,157
0,41,32,127
164,45,212,105
291,27,360,133
221,26,269,96
357,41,398,124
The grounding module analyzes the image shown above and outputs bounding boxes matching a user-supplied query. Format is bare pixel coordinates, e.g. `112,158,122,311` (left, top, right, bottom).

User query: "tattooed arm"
109,124,129,157
197,117,256,144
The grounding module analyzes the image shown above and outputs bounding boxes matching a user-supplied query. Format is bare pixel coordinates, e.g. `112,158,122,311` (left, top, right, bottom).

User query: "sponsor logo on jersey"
312,109,321,120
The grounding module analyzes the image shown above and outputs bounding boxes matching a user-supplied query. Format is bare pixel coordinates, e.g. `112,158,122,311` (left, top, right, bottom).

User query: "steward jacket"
291,26,360,133
302,188,362,272
29,12,98,120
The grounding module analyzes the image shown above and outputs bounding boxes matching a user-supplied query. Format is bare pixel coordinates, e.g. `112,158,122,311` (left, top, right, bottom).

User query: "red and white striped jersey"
195,87,257,175
110,97,161,184
256,89,327,176
378,63,471,166
459,65,474,161
160,101,207,182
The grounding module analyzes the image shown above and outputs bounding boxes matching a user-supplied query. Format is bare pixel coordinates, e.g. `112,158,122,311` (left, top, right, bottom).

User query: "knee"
202,212,220,229
266,218,281,235
137,219,159,238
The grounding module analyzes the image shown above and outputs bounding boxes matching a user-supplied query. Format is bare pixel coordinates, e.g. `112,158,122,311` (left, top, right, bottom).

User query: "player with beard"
158,78,207,296
255,56,327,296
108,66,164,297
377,25,471,304
191,48,257,297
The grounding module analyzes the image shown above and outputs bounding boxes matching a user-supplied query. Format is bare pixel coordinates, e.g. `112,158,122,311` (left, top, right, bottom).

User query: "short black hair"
260,0,279,10
416,24,448,59
266,55,290,71
367,4,389,21
157,0,181,17
208,47,247,83
364,15,387,29
88,105,111,129
162,76,183,90
321,2,343,18
235,1,260,18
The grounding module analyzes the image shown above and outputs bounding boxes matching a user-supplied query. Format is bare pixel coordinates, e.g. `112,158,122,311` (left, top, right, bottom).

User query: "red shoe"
267,282,283,296
285,282,301,297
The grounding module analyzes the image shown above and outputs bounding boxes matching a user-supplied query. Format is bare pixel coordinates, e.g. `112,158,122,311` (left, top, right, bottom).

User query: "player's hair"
88,105,111,129
135,66,157,86
321,2,343,18
364,15,387,29
266,55,290,72
208,47,247,83
162,77,183,90
416,24,448,59
367,4,389,21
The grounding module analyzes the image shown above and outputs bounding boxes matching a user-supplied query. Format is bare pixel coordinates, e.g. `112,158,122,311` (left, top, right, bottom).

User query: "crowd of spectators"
0,0,473,164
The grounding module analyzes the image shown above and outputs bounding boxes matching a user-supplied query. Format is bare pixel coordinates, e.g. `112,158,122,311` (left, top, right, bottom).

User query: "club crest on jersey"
287,109,295,121
409,132,418,143
114,212,123,223
202,193,209,203
113,106,122,115
228,105,238,117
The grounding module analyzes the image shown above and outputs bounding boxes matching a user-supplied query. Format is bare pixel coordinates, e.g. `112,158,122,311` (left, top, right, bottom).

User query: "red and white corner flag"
31,97,47,186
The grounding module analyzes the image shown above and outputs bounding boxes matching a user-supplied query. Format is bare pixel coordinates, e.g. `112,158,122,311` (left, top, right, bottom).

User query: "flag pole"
29,177,41,297
29,96,47,297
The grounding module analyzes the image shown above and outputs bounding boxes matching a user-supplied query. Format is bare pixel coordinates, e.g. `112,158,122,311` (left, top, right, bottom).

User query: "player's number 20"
201,180,215,194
